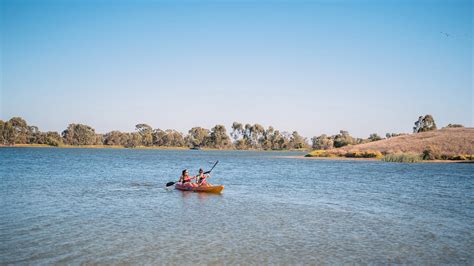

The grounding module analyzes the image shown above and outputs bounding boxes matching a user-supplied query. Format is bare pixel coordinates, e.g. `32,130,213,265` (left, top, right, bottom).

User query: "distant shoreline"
0,144,189,150
0,144,308,152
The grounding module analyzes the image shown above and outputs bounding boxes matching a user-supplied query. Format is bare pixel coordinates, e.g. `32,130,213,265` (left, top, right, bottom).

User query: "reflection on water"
0,148,473,264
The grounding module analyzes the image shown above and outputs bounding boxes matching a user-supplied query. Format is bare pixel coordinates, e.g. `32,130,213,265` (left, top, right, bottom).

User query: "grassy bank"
381,153,422,163
305,128,474,163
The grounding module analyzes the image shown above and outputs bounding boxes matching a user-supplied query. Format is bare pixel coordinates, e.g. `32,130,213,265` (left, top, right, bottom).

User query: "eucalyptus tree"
289,131,307,149
152,129,166,146
0,120,4,144
368,133,382,142
333,130,355,148
231,122,243,141
135,124,153,146
44,132,62,146
61,124,97,145
413,114,437,133
188,127,210,148
104,131,124,145
1,120,15,145
27,126,40,144
270,130,289,150
209,125,231,149
260,126,274,150
124,132,142,148
250,124,265,148
9,117,29,144
311,134,334,150
162,129,185,147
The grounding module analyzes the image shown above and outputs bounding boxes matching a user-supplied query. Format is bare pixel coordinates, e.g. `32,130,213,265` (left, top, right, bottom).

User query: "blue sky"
1,0,472,138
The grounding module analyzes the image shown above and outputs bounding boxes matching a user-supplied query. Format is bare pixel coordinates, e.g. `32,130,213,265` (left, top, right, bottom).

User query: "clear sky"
1,0,472,138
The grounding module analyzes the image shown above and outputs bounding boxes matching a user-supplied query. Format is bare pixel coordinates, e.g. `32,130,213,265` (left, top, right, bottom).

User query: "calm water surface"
1,148,473,264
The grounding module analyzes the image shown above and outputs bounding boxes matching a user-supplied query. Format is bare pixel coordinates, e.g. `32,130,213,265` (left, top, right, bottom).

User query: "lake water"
1,148,473,264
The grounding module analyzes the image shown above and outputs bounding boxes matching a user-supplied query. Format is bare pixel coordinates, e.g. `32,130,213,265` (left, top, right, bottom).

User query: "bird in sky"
440,31,450,37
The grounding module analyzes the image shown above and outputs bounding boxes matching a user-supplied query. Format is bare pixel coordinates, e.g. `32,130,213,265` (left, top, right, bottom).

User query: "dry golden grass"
333,128,474,155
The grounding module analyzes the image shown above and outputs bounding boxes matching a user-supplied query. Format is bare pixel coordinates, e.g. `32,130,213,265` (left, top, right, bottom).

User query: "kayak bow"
175,183,224,194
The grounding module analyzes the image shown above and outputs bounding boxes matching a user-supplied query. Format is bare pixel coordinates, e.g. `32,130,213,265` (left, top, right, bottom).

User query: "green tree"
260,126,274,150
413,114,437,133
62,124,97,145
333,130,354,148
104,131,124,145
162,130,185,147
231,122,243,141
9,117,29,144
135,123,153,146
289,131,307,149
27,126,40,144
231,122,249,149
311,134,334,150
0,120,4,144
368,133,382,142
124,132,142,148
445,123,463,128
188,127,210,148
152,129,167,146
250,124,265,148
209,125,231,149
243,123,252,145
270,130,290,150
44,132,62,146
94,134,104,145
2,121,16,145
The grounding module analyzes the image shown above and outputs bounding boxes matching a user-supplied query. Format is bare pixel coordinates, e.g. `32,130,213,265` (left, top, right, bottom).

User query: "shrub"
422,146,441,160
382,153,422,163
439,154,469,160
344,150,383,158
450,155,467,160
445,124,464,128
306,150,333,157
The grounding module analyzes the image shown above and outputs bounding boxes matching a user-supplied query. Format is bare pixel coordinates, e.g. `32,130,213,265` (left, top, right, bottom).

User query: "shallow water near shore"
1,148,473,264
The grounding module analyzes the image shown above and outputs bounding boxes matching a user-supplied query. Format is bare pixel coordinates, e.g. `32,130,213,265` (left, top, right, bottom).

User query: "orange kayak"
175,183,224,194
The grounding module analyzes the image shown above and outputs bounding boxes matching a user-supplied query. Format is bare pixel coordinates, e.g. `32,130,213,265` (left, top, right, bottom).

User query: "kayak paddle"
204,160,219,174
166,181,176,187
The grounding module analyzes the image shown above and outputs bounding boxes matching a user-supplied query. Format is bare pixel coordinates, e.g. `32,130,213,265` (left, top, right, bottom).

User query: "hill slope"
327,127,474,155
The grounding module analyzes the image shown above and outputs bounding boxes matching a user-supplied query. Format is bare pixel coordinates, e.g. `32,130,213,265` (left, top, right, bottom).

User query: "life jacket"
181,175,191,184
198,174,207,184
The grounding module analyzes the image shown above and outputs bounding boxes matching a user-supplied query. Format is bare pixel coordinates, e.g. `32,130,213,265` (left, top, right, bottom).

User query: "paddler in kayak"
196,168,211,186
178,169,197,187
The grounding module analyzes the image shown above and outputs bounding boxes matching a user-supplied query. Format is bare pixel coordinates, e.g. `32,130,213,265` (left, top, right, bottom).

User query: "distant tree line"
0,117,62,146
1,114,454,150
311,130,372,150
0,117,308,150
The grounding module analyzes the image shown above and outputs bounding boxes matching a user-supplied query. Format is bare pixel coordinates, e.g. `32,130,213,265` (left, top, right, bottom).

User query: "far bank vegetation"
0,117,308,150
307,115,473,162
1,115,472,162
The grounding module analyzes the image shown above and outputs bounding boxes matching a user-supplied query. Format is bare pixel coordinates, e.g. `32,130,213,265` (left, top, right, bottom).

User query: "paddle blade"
166,181,176,187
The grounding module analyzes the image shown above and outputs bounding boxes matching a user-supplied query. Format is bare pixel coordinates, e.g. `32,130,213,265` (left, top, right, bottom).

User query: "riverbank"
0,144,190,150
304,128,474,163
279,155,473,163
0,144,309,152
